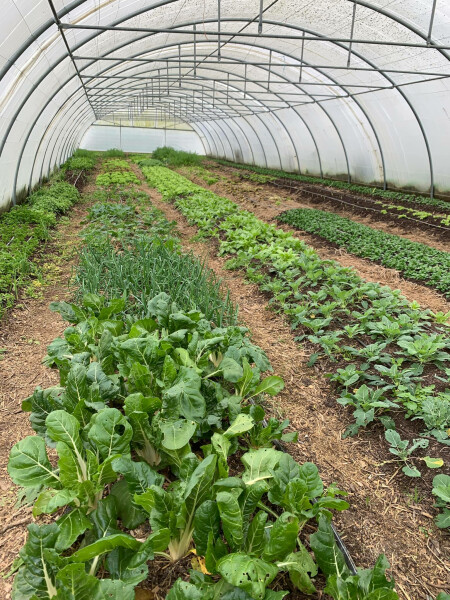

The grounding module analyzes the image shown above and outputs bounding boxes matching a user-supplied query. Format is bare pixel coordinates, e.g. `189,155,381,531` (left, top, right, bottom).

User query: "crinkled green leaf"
70,533,141,562
55,509,92,552
217,491,244,551
217,553,278,600
310,515,350,578
8,436,59,488
88,408,132,459
160,419,197,450
241,448,282,486
278,546,317,594
33,489,78,517
262,512,299,562
193,500,221,556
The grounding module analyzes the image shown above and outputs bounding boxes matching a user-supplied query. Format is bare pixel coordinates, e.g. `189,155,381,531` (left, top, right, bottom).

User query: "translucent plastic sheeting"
80,124,205,154
0,0,449,210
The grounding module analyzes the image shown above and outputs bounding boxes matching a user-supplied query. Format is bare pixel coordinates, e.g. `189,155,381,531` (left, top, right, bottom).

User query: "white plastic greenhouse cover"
1,0,449,210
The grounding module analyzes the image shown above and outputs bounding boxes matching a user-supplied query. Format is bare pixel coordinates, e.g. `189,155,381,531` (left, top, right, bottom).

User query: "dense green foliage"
131,155,164,167
277,208,450,296
217,159,450,211
76,188,237,326
73,148,99,159
103,148,125,157
152,146,203,167
102,159,131,171
142,165,450,452
0,180,79,318
96,171,140,186
63,156,96,172
6,158,400,599
10,288,378,599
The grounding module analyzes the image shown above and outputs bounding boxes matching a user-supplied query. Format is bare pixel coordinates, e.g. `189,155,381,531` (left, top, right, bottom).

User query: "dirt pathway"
131,164,450,600
0,182,97,597
178,168,450,316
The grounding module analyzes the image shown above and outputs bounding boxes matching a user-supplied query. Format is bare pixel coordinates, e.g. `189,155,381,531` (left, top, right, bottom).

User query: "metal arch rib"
2,0,447,87
1,12,388,176
7,31,368,197
352,0,450,61
3,15,392,196
82,50,303,171
76,39,355,179
12,42,311,197
5,12,444,196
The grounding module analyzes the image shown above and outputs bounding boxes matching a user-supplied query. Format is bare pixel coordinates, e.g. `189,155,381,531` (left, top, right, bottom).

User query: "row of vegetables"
277,208,450,297
6,165,407,599
0,179,80,318
140,165,450,506
215,160,450,213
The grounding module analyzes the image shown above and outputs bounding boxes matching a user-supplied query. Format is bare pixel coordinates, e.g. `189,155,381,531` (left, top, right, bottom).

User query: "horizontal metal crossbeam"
62,22,450,49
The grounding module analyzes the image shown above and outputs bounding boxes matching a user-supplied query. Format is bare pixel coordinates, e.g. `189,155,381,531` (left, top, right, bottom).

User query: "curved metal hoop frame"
2,0,448,201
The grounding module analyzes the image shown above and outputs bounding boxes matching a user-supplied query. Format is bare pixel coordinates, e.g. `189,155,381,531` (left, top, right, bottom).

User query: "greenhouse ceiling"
1,0,449,208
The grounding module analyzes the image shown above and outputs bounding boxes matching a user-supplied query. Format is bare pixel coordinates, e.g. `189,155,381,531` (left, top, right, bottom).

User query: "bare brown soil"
181,167,450,315
131,165,450,600
0,178,98,598
206,161,450,252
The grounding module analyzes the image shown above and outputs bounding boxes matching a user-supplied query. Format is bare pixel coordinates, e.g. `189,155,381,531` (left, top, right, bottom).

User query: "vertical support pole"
217,0,221,61
427,0,438,44
244,63,247,99
178,43,182,87
227,72,229,104
213,80,215,108
347,2,357,68
299,31,305,82
258,0,264,34
194,23,197,76
268,49,272,90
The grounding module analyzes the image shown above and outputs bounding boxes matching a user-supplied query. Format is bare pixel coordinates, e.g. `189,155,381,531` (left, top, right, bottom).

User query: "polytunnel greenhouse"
0,1,449,599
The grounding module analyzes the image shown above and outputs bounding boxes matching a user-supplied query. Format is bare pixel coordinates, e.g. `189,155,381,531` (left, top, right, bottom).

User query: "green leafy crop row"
216,159,450,212
6,163,401,599
130,155,164,168
152,146,203,167
277,208,450,297
9,289,386,599
63,156,96,172
372,199,450,227
102,159,132,171
103,148,125,157
96,171,140,187
75,187,238,326
0,180,80,318
142,166,450,457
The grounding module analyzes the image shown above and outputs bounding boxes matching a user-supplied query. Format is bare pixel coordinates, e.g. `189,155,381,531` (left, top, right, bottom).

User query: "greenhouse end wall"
80,125,205,155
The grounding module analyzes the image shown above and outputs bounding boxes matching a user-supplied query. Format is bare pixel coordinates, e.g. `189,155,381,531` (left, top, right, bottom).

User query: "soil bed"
205,161,450,250
130,164,450,600
0,173,99,598
182,165,450,315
